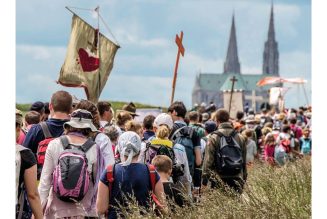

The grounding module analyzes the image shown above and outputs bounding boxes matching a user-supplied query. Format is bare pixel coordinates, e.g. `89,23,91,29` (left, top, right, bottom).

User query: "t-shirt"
246,139,257,163
189,124,205,139
100,163,160,219
17,148,37,205
23,118,69,154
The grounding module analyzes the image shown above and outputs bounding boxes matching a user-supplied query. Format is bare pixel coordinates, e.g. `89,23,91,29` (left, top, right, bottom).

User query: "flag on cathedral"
58,14,120,103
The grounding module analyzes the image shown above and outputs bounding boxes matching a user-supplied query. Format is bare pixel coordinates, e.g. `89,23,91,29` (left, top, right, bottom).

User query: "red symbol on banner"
78,48,99,72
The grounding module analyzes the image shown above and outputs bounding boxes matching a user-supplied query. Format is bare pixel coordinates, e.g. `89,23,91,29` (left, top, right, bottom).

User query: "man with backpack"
202,109,247,194
23,90,72,180
168,101,202,197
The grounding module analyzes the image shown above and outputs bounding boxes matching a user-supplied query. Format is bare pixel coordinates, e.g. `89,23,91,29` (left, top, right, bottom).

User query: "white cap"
154,113,173,130
201,102,207,107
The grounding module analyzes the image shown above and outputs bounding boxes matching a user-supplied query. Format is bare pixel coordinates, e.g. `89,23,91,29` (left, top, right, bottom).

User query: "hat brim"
64,118,98,132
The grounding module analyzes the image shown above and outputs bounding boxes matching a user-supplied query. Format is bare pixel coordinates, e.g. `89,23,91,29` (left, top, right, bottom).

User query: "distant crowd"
15,90,312,219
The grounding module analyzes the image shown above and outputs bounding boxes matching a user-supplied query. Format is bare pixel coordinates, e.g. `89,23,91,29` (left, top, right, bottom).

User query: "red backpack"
36,122,54,180
106,164,163,211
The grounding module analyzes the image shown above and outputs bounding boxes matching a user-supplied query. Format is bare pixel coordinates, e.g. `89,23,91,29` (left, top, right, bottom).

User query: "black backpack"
214,130,243,176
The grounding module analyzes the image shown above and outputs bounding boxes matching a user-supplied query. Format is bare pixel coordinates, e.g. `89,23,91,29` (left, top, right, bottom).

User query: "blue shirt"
23,118,69,154
142,130,155,141
100,163,160,219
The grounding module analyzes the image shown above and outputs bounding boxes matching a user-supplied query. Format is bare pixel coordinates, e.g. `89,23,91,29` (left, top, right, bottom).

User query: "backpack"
52,135,95,203
36,122,54,180
16,144,29,219
214,130,243,176
171,126,195,176
106,164,163,211
144,140,184,181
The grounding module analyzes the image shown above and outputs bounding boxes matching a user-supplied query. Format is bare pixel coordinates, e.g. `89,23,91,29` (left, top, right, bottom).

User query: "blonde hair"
125,120,142,133
156,125,170,139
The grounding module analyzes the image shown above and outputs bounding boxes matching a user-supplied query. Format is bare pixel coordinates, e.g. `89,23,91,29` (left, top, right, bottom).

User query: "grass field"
123,158,311,219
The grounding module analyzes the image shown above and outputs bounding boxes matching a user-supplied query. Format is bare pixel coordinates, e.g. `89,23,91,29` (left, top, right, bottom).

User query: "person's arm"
154,179,168,215
193,132,202,167
202,134,218,186
38,140,56,208
24,165,43,219
96,134,115,167
96,181,109,215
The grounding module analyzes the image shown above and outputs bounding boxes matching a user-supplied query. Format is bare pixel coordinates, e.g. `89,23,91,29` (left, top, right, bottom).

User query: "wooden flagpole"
170,31,185,104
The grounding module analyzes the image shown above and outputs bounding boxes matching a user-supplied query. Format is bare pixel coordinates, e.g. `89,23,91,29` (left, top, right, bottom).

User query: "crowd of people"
15,91,312,219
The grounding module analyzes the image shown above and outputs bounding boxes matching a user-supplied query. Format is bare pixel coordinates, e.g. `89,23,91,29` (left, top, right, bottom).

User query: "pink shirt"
264,144,275,160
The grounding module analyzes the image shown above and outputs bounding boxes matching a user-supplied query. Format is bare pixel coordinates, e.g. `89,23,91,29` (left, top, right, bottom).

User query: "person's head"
202,112,210,123
30,101,45,117
125,120,143,138
118,131,142,166
16,109,23,140
121,102,139,118
242,129,253,139
50,90,73,114
261,127,272,136
116,111,133,128
290,118,297,125
75,100,100,130
63,109,97,137
204,120,217,135
188,111,199,123
168,101,187,121
151,155,172,176
103,125,120,145
264,133,275,145
302,128,310,138
24,111,41,126
282,125,291,134
264,122,273,129
214,109,230,124
236,111,244,121
153,113,173,139
97,101,113,123
43,102,50,120
143,115,155,131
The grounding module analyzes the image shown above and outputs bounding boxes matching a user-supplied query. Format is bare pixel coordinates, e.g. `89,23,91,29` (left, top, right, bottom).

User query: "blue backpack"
171,126,195,177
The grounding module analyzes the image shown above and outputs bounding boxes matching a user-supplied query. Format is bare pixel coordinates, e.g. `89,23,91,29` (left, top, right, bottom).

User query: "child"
242,129,257,167
263,133,276,166
152,155,183,208
299,128,312,155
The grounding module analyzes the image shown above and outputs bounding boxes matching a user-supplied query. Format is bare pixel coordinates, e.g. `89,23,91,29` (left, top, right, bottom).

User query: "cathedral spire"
224,13,241,74
262,3,279,75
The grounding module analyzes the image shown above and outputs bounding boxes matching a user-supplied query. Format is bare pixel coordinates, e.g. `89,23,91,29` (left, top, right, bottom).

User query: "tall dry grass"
120,157,311,219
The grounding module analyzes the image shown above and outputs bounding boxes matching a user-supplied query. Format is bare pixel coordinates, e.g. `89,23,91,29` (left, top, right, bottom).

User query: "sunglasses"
70,109,93,120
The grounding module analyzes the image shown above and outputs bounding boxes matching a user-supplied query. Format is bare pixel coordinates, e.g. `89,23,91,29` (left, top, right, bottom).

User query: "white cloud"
17,45,66,60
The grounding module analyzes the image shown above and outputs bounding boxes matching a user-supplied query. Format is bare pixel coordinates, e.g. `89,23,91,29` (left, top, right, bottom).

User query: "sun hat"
154,113,173,130
64,109,97,132
118,131,142,166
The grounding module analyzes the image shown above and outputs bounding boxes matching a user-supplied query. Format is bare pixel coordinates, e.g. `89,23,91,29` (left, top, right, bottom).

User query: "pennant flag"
257,77,307,87
58,14,119,103
256,77,282,87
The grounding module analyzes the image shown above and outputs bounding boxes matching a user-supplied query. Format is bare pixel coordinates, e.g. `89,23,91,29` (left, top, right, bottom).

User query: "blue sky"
16,0,311,108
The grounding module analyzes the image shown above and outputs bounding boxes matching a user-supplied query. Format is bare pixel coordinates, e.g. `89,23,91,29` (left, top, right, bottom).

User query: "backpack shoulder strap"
171,126,185,140
40,121,52,138
60,135,70,150
106,164,115,200
147,164,156,191
80,138,96,153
